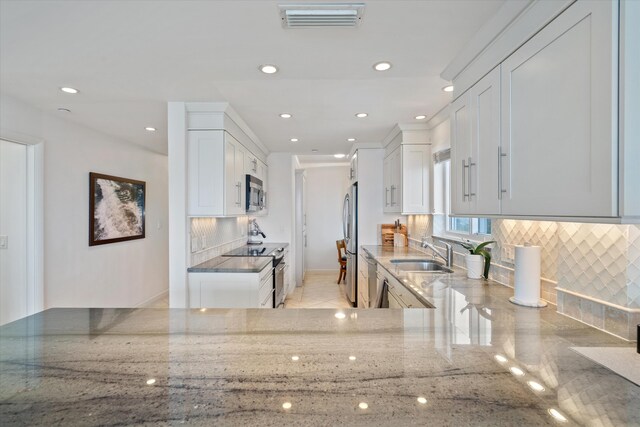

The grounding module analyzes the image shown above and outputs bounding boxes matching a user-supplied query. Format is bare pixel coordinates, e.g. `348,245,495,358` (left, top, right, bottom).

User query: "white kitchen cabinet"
401,144,431,214
348,151,358,184
383,144,431,214
450,66,501,216
499,0,618,218
383,147,402,213
188,130,245,216
357,252,369,308
189,263,273,308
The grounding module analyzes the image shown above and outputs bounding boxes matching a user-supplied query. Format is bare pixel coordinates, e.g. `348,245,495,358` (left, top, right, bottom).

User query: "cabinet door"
224,134,242,215
235,142,246,214
389,148,402,213
349,151,358,184
450,92,472,215
470,66,501,216
401,144,431,214
188,130,225,216
383,157,391,212
500,0,617,217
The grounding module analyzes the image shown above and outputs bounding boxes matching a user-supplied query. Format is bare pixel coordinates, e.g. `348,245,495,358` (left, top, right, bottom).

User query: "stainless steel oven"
246,174,265,213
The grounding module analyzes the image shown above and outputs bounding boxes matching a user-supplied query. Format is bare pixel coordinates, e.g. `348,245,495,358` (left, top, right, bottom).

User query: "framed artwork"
89,172,146,246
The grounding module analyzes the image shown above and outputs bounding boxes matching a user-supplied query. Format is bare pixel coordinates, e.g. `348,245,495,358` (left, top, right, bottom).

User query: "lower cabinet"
357,252,369,308
379,267,431,309
188,263,274,308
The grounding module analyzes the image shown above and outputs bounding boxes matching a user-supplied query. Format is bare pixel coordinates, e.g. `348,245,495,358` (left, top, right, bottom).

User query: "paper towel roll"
510,245,547,307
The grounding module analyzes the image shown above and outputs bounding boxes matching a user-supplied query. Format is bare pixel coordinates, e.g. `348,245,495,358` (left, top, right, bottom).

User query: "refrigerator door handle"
342,193,350,245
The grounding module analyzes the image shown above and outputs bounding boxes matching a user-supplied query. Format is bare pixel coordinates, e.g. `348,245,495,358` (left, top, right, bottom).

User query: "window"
433,156,492,238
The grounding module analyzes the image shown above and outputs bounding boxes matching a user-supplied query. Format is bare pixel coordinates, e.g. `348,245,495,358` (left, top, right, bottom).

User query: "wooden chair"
336,239,347,284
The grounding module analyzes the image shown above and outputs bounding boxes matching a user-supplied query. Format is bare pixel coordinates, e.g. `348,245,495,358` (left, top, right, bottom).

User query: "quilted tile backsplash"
189,217,248,266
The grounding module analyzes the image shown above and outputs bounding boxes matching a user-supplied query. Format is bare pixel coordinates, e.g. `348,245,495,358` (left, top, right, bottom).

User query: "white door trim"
0,130,44,316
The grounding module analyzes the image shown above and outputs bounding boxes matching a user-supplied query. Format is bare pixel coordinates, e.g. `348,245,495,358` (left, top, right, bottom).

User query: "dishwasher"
365,254,378,308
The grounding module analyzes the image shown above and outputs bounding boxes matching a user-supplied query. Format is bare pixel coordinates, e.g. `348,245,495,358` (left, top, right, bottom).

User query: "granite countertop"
2,249,639,425
187,243,289,273
362,245,494,309
188,256,272,273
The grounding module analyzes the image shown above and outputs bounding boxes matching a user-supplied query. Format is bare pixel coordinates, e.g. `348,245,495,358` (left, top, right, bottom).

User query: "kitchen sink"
390,259,453,273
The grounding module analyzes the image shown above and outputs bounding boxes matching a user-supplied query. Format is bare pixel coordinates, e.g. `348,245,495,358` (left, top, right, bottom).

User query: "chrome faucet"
421,237,453,267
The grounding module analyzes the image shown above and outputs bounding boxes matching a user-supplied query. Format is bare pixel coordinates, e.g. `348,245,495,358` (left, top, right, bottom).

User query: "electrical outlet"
0,235,7,249
502,244,515,263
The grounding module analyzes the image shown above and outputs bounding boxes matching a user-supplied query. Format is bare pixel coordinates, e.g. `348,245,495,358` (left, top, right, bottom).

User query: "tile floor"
284,271,353,309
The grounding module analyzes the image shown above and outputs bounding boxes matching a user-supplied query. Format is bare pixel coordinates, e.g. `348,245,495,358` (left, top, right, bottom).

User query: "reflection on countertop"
1,258,638,425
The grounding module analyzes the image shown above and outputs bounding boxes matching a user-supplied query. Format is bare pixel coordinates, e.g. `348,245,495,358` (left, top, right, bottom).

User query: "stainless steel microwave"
246,175,265,212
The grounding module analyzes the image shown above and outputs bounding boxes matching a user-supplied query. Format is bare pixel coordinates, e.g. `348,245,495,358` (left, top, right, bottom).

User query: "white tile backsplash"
189,217,248,266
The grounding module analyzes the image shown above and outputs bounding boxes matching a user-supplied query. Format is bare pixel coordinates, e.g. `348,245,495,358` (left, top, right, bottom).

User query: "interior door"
0,140,28,325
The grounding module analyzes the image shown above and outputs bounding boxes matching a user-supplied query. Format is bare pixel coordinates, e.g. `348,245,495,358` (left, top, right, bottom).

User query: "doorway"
0,138,42,325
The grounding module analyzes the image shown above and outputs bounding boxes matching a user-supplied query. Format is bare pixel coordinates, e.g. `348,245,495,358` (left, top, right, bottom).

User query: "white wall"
0,140,28,324
0,94,169,308
304,165,350,271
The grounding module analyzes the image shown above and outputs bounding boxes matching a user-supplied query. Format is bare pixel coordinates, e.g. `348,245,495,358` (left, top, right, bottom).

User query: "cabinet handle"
498,146,508,199
390,185,395,206
385,188,389,206
252,159,258,173
236,182,242,206
462,159,469,200
468,157,476,198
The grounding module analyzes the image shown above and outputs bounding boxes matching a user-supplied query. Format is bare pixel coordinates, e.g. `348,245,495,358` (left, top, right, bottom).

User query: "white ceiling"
0,0,505,156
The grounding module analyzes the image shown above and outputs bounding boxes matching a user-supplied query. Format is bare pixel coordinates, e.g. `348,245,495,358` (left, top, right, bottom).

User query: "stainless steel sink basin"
390,259,453,273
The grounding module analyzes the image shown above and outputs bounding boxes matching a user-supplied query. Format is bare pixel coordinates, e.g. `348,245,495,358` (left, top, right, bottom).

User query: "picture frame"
89,172,146,246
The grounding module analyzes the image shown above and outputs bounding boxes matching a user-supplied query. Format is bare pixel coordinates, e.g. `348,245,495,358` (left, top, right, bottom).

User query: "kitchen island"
1,248,638,426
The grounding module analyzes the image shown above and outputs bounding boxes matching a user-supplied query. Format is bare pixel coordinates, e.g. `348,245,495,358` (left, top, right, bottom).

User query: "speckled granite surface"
1,246,639,426
187,255,272,273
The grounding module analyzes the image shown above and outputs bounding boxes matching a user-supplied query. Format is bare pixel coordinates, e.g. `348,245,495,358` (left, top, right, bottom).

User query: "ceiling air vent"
278,3,366,28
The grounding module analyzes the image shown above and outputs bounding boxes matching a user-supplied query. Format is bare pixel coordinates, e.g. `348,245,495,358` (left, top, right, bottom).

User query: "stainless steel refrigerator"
342,183,357,306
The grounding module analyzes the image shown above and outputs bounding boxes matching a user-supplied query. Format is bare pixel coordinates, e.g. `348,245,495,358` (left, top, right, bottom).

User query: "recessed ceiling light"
145,127,156,132
60,87,79,94
442,85,454,92
415,115,427,120
355,113,368,118
259,64,278,74
280,113,292,119
373,61,392,71
347,138,356,142
334,154,346,159
57,108,71,113
290,138,299,142
311,149,319,153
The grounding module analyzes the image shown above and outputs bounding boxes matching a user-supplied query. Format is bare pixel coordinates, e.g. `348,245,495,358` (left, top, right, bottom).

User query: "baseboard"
136,289,169,308
305,269,338,274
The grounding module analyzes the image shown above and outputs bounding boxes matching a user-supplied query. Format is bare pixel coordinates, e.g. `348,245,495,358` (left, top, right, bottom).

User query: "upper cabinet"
450,0,634,221
189,130,259,216
451,66,501,217
382,126,431,215
349,151,358,184
500,0,618,218
383,147,402,213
